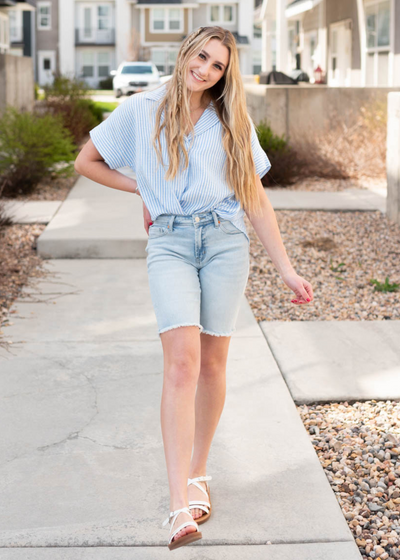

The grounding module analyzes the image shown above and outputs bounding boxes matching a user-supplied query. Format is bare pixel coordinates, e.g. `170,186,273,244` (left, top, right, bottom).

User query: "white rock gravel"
244,210,400,322
299,401,400,560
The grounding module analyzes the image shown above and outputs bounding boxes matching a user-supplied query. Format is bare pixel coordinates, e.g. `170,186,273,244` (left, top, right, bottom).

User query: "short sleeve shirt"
89,82,271,242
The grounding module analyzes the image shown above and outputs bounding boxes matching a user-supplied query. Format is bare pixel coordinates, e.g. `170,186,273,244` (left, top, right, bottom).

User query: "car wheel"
114,89,122,98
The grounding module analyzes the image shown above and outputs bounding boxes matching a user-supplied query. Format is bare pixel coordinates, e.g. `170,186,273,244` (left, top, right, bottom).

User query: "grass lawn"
93,101,119,112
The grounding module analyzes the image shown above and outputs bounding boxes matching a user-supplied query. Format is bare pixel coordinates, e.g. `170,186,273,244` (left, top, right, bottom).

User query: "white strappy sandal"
187,475,212,524
162,506,202,551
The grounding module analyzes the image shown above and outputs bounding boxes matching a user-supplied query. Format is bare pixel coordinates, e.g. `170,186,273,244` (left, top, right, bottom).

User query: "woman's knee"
161,326,201,388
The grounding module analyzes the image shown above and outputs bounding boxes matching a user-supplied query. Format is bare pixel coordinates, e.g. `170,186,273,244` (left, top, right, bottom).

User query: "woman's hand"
142,201,153,235
281,271,314,305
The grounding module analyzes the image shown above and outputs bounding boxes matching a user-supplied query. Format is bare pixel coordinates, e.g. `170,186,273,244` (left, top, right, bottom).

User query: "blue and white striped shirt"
89,82,271,241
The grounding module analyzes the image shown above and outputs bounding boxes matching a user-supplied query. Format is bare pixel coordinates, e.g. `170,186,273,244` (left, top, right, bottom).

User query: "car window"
121,66,153,74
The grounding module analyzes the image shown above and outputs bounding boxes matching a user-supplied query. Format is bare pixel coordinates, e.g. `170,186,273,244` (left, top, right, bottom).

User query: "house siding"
144,7,188,42
326,0,360,70
303,4,320,33
36,0,58,52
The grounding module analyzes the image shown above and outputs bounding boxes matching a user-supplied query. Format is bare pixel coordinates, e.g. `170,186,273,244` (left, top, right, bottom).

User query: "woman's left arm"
245,175,314,306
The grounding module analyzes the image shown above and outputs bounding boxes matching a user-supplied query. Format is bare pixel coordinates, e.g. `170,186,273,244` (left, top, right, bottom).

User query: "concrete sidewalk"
4,171,394,558
24,170,386,258
0,260,361,559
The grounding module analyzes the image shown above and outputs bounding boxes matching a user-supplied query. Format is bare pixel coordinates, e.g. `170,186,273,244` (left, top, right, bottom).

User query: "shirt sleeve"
249,117,271,178
89,96,136,171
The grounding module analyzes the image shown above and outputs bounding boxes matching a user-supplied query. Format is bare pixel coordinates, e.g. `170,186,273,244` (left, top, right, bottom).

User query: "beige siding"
144,9,188,43
303,4,320,33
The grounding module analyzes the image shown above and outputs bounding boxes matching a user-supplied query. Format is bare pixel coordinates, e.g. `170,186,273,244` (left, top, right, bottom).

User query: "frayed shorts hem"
158,323,235,337
159,323,203,336
201,328,235,337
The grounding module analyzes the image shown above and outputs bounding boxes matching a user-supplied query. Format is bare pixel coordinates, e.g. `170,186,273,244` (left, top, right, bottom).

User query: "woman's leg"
188,332,231,518
160,325,202,542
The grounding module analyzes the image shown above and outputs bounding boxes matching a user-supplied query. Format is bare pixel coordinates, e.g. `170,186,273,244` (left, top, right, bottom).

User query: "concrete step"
264,187,386,213
0,260,360,557
2,200,63,224
36,171,386,259
37,170,147,259
260,320,400,404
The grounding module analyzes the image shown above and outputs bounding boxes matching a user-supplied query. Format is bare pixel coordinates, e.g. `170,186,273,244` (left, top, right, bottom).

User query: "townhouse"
257,0,400,87
58,0,257,89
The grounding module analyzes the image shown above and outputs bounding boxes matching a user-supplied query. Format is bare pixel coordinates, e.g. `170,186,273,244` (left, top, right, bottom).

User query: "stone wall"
245,84,400,141
0,53,34,114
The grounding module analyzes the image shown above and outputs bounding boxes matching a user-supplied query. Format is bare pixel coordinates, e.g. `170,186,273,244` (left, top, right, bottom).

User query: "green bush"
254,119,349,186
99,76,114,90
255,120,289,154
0,106,77,198
34,82,40,100
254,120,301,186
43,74,90,103
42,74,103,144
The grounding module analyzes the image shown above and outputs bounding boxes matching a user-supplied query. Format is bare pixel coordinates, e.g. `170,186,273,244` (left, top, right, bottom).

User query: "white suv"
110,61,161,98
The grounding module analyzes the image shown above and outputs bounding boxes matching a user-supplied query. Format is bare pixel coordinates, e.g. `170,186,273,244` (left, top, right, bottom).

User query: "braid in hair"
177,27,205,104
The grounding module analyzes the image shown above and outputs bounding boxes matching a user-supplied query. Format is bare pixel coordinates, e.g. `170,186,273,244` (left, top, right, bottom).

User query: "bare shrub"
260,99,387,187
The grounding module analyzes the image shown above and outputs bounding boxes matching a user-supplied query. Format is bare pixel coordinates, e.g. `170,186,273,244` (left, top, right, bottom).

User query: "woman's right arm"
75,138,140,196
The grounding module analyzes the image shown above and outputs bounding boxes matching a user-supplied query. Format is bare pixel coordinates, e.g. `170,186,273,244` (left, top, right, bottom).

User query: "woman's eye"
199,53,205,59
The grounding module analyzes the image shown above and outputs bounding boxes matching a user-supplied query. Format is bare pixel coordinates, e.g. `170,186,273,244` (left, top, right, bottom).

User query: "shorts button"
195,217,200,222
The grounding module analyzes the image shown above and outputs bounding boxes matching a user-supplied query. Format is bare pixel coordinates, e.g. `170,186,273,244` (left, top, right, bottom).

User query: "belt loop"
212,210,219,227
168,215,175,231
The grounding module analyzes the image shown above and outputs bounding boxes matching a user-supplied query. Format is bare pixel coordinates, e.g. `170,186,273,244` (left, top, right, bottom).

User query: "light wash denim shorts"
145,210,250,337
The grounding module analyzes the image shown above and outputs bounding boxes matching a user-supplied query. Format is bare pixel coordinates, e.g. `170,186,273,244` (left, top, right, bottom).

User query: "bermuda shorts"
145,210,250,337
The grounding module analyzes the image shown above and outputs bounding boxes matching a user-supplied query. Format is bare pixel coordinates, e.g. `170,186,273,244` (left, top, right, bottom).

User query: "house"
36,0,59,85
58,0,257,89
0,0,36,60
257,0,400,87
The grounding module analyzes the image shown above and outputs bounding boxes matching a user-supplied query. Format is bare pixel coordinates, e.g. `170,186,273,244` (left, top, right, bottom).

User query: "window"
365,0,391,85
208,5,235,24
253,24,261,39
83,7,92,39
98,52,110,77
150,8,183,33
82,52,95,77
9,10,22,42
98,6,110,30
365,0,390,48
151,49,178,74
37,1,51,30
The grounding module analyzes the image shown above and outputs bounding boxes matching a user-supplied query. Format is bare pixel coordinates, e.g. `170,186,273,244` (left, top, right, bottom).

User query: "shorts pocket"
148,224,169,239
219,219,242,235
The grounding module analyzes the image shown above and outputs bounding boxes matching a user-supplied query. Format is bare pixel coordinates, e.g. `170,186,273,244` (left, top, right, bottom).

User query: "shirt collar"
145,82,220,138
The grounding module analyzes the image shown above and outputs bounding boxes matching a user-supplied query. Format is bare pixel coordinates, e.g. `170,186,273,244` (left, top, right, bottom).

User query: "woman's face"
186,38,229,93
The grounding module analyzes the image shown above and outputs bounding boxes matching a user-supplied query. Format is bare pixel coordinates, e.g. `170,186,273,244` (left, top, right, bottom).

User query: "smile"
191,70,206,82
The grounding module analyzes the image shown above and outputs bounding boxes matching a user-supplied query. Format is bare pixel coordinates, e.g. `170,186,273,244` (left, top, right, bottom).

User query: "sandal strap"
188,503,210,514
188,475,212,484
187,475,212,497
168,520,199,545
162,506,196,529
188,499,210,507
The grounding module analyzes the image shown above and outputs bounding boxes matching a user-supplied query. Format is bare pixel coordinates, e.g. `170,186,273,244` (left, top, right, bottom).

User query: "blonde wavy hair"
151,26,263,218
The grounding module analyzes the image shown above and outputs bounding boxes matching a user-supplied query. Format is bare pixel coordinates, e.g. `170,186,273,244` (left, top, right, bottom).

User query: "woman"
75,26,314,551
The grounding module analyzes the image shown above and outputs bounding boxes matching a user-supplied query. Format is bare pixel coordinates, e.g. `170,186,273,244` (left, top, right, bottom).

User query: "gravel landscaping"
299,401,400,560
244,209,400,321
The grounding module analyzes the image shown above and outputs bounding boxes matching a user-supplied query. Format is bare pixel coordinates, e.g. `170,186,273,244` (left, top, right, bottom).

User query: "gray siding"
36,0,59,73
326,0,360,70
